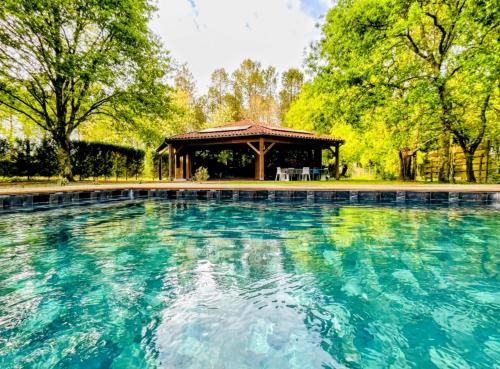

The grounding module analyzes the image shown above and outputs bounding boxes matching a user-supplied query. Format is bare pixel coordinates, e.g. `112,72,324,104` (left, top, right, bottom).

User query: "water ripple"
0,201,498,368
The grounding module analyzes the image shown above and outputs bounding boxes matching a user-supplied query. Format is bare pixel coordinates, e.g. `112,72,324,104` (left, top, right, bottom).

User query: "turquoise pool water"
0,200,498,369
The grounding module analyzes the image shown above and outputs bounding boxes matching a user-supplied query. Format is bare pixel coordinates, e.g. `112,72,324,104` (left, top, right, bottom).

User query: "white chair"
301,167,311,181
275,167,289,181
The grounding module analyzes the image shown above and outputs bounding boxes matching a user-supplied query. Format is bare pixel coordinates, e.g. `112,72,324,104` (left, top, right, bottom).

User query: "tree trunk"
438,131,451,182
56,136,74,181
464,151,476,183
398,149,416,181
340,164,348,177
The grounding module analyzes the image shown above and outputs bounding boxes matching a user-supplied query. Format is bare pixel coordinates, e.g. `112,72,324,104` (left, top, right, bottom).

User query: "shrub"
193,166,209,182
0,138,145,180
0,139,14,177
12,139,34,179
35,138,59,178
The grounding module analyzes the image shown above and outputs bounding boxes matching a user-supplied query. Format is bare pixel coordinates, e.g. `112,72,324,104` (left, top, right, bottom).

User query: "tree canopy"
0,0,171,179
285,0,499,182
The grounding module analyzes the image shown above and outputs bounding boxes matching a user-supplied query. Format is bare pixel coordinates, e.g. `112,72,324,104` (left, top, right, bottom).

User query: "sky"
150,0,331,94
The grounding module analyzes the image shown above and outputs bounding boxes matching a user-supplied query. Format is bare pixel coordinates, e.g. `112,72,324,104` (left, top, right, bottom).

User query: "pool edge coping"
1,188,498,213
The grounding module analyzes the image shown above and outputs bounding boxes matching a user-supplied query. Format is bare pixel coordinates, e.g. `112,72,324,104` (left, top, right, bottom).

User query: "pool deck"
0,182,499,195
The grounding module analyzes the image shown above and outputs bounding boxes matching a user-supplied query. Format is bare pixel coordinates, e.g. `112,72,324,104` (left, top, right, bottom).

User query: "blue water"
0,200,498,369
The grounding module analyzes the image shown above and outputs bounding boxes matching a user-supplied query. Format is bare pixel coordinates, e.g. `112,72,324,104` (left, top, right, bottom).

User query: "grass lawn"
1,177,497,189
0,178,479,186
214,179,464,185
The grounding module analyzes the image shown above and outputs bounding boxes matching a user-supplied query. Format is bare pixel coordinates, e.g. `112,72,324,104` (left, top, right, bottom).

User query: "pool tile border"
0,189,498,213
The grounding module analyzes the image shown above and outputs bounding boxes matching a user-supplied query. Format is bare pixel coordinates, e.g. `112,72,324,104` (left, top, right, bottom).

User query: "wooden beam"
182,154,186,179
259,137,265,180
186,151,192,180
174,152,180,179
335,143,340,180
178,138,263,147
157,142,169,155
180,154,185,179
158,154,162,181
168,145,175,181
247,142,260,155
264,142,276,155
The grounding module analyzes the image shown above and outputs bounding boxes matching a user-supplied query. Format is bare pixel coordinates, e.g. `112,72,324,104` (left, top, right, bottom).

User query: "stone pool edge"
1,188,498,213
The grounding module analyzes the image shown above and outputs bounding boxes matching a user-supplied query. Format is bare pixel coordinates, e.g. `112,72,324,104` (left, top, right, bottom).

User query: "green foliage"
286,0,499,182
36,138,60,178
201,62,304,126
0,138,145,180
151,152,167,180
193,166,210,182
0,139,14,176
71,142,145,181
206,68,243,125
11,139,34,179
279,68,304,120
232,59,279,122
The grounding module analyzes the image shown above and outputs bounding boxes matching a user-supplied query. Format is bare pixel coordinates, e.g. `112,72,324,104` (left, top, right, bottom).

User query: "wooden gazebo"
156,120,344,181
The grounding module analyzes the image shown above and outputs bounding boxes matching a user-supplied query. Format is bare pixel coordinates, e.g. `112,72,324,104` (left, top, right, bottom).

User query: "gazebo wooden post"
335,143,340,180
179,154,184,179
258,138,265,180
168,144,175,181
158,153,162,181
185,150,192,180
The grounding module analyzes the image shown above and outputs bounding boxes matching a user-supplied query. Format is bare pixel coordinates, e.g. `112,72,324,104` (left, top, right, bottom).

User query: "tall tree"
207,68,231,107
288,0,499,182
174,63,197,99
232,59,266,121
279,68,304,119
390,0,499,181
206,68,242,124
262,66,279,123
231,59,284,123
0,0,171,180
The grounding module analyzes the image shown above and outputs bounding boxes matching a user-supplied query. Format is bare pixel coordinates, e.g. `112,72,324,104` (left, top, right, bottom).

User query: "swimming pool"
0,200,498,368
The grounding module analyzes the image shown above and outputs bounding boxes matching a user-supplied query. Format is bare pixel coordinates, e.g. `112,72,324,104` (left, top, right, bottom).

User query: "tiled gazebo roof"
162,120,343,144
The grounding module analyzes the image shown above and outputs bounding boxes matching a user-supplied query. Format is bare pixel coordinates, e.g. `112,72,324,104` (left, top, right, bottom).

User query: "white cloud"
150,0,323,94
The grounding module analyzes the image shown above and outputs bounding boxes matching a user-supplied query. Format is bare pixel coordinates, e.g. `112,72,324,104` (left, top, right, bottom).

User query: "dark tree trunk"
458,94,492,183
437,80,452,183
398,149,416,181
465,153,476,182
55,135,74,181
464,152,476,182
438,131,451,182
456,135,480,183
340,164,348,177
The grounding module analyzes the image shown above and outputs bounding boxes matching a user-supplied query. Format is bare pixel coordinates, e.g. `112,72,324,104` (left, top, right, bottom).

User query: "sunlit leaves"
285,0,499,181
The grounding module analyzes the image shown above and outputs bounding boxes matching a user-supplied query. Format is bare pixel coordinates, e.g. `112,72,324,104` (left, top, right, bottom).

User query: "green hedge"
0,138,145,180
